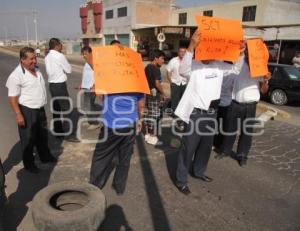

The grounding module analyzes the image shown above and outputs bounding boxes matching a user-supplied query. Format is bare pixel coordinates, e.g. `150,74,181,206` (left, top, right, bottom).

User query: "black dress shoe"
41,155,58,164
192,174,213,182
215,153,227,160
176,185,191,195
238,159,247,167
112,184,124,196
24,165,40,174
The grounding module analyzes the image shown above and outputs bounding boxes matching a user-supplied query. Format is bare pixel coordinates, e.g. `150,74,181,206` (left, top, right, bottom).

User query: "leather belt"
233,100,257,106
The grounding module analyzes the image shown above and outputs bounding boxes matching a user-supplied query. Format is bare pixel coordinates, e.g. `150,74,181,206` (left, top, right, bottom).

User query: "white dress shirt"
45,49,72,83
6,64,47,109
175,51,244,123
219,74,235,107
81,63,94,89
232,59,262,103
166,57,187,85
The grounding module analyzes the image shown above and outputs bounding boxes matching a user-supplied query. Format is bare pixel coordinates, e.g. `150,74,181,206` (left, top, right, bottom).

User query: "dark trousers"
18,105,52,168
213,105,230,150
171,83,186,113
220,101,257,160
83,91,99,125
176,109,217,187
90,126,135,193
49,82,75,135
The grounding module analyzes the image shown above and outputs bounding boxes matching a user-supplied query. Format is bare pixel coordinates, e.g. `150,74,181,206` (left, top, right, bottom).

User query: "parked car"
266,63,300,105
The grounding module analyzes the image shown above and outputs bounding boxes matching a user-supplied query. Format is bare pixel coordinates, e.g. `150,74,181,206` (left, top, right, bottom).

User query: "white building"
80,0,300,63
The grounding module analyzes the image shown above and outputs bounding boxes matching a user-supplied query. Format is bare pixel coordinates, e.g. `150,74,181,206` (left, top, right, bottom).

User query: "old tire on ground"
32,181,106,231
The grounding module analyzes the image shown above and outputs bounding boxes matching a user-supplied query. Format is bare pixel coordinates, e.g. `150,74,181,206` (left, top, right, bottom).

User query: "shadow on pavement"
99,204,132,231
158,127,180,186
2,133,63,231
2,142,22,175
136,134,171,231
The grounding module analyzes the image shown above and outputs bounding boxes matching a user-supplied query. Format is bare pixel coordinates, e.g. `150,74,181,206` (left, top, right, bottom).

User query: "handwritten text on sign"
247,39,269,78
92,46,150,94
195,16,244,62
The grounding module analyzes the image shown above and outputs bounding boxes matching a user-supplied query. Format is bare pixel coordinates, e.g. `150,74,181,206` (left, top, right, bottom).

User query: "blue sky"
0,0,232,40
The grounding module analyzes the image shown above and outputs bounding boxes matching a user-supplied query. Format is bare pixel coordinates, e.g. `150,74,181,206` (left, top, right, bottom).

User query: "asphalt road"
0,50,299,231
0,50,83,161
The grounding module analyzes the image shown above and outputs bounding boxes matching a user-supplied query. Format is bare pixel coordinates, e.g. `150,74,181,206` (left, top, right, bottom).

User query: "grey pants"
176,109,217,187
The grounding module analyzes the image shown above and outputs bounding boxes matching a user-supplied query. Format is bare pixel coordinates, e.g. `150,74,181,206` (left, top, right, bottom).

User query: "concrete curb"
257,102,290,119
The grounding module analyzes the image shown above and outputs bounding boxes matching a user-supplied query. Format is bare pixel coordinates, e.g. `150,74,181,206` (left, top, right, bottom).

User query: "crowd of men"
6,29,271,196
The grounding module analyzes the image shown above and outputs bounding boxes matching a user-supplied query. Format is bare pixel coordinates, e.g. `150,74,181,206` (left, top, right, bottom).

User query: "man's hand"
91,84,95,92
187,29,201,52
16,113,25,127
264,72,272,80
114,44,124,50
137,119,143,133
240,40,246,55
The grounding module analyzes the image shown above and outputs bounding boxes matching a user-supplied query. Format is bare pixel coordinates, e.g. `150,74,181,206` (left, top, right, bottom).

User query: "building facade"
80,0,300,63
170,0,300,27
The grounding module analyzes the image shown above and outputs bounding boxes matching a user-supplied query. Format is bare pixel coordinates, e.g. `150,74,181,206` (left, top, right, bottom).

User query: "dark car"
267,63,300,105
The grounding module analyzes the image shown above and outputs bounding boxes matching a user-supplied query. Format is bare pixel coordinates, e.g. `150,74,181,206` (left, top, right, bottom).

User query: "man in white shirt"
175,30,245,195
218,46,270,167
6,47,57,173
166,47,187,130
45,38,79,142
81,46,101,130
292,52,300,68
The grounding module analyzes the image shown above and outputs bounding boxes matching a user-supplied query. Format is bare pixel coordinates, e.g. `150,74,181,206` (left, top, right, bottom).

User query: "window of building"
118,7,127,17
178,13,187,25
242,5,257,22
203,10,213,17
105,10,113,19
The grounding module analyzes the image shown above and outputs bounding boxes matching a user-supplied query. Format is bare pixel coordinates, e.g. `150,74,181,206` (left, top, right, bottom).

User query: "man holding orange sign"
90,42,146,195
216,39,271,167
175,28,245,195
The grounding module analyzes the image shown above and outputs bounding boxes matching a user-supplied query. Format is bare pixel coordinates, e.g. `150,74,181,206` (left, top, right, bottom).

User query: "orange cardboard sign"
195,16,244,62
247,39,269,78
92,46,150,95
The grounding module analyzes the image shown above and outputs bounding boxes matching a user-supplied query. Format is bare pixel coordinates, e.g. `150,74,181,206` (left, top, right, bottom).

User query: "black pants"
90,126,135,193
171,83,186,114
220,101,257,160
213,105,230,150
18,105,52,168
49,82,75,135
83,91,99,125
176,109,217,187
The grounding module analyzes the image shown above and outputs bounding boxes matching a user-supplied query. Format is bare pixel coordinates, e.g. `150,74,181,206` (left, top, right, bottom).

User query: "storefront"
132,26,197,60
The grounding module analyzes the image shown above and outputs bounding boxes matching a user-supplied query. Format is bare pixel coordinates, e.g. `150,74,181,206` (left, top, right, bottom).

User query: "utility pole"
33,10,38,46
25,15,29,45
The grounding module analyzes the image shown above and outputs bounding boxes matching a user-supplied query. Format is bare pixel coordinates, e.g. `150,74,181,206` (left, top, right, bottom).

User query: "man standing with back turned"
45,38,80,142
175,30,245,195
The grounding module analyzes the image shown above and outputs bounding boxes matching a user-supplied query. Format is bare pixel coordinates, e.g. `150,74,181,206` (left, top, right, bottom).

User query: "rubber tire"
270,89,288,105
32,181,106,231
